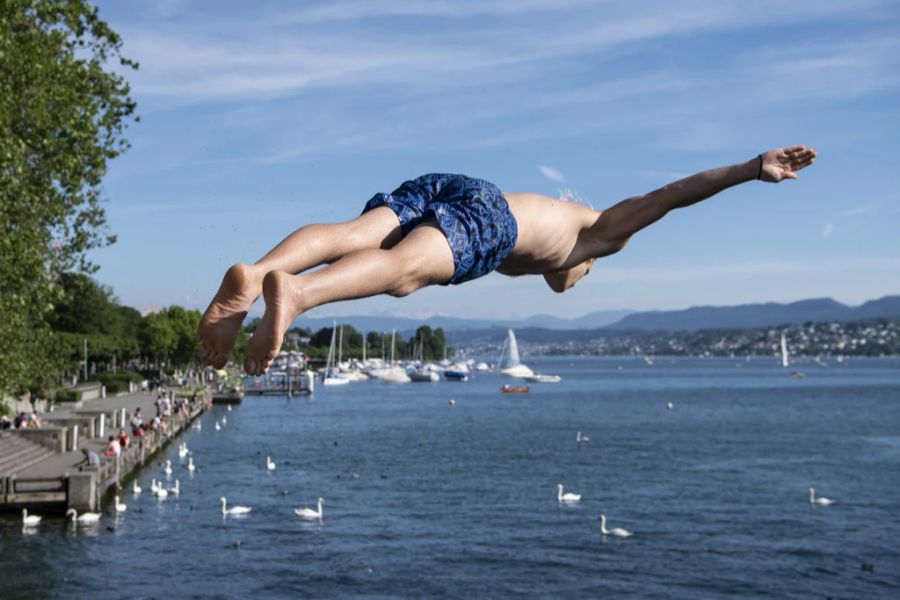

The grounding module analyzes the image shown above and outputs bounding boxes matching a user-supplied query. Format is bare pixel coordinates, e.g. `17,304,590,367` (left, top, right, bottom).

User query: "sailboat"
497,329,534,378
381,329,411,383
322,322,349,386
780,332,789,368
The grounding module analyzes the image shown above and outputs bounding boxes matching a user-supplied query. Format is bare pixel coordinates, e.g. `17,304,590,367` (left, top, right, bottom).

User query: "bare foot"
197,263,261,368
244,271,305,375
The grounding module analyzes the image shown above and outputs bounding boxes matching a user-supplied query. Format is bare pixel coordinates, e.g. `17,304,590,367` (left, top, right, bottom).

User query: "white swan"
809,487,835,506
666,401,674,409
193,421,202,431
66,508,101,525
266,456,276,471
220,496,252,516
576,431,590,443
132,480,142,494
168,480,180,496
156,485,169,499
227,405,232,412
150,478,158,493
164,459,172,475
178,443,189,459
599,513,633,538
294,497,324,520
557,483,581,503
215,421,221,431
22,508,41,527
187,457,196,472
221,415,227,425
115,495,127,512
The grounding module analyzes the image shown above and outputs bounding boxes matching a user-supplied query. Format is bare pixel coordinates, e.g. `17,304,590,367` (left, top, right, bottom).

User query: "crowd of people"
0,411,42,429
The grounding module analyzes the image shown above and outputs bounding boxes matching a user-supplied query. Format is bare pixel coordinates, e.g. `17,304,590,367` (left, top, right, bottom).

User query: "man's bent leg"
243,223,454,374
197,207,402,368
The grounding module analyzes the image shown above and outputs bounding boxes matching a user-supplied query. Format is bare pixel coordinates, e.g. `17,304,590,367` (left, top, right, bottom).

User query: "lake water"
2,357,899,598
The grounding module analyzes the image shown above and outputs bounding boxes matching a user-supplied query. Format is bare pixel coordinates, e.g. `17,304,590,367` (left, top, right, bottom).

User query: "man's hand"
759,145,816,182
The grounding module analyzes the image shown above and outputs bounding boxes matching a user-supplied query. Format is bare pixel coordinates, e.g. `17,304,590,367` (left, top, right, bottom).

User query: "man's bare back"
196,145,816,374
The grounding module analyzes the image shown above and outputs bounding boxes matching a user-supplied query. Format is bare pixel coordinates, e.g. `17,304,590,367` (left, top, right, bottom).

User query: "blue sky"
91,0,900,320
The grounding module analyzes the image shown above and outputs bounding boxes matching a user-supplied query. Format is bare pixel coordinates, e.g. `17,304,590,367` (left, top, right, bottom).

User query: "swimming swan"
132,480,142,494
22,509,41,527
187,457,196,472
115,495,127,512
66,508,101,524
168,480,180,496
164,460,172,475
599,513,633,538
557,483,581,503
809,487,835,506
576,431,590,443
220,497,252,516
266,456,276,471
294,497,324,520
215,421,221,431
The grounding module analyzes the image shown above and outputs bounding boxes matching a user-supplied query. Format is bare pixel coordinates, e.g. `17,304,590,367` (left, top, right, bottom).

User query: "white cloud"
537,164,565,182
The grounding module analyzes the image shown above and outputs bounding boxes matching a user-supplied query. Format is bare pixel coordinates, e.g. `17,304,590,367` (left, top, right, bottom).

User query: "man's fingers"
783,171,799,180
784,145,806,155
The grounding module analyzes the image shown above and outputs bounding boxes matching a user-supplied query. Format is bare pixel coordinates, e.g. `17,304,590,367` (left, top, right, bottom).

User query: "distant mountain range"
605,296,900,331
289,295,900,336
290,309,634,334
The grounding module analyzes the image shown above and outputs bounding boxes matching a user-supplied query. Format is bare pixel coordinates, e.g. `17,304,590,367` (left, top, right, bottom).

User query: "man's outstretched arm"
584,145,817,256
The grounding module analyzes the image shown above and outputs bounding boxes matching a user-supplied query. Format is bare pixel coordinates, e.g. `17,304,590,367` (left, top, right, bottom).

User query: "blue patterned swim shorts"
362,173,518,285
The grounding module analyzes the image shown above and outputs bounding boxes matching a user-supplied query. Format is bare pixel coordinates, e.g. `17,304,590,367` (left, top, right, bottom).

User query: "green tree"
0,0,137,395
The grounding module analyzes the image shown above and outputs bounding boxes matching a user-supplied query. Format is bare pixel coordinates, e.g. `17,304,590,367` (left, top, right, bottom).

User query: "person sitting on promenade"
14,412,26,428
160,416,169,435
0,415,11,429
194,146,817,374
78,447,100,469
27,411,42,428
117,428,130,450
104,435,120,457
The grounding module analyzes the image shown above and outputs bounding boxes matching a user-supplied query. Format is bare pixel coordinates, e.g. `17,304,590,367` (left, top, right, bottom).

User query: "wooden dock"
0,389,210,513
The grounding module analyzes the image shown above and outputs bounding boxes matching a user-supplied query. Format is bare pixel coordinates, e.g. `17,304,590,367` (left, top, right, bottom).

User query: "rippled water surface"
2,357,899,598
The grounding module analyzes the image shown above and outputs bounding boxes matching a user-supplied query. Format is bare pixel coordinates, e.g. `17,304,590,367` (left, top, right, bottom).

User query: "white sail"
781,332,789,368
499,329,534,377
323,321,349,386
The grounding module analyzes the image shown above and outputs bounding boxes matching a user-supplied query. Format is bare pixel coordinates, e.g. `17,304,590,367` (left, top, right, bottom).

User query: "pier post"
98,413,105,439
68,472,96,512
120,408,126,429
70,424,79,451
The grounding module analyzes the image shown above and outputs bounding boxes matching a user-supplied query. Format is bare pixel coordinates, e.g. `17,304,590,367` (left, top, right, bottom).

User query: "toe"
211,353,228,369
244,357,257,375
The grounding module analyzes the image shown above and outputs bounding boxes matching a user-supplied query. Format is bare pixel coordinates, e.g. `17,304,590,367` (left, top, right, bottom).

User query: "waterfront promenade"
1,387,210,513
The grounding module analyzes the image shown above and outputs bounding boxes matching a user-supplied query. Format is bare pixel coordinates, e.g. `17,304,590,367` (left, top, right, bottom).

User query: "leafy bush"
53,389,83,403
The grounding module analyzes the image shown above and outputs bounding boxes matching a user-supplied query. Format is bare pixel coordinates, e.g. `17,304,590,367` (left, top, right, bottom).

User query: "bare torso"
497,192,600,276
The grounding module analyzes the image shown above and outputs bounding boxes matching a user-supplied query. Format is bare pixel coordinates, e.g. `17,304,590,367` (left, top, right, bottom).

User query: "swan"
132,480,142,494
666,401,674,409
66,508,101,525
156,485,169,499
266,456,276,471
215,421,221,431
221,415,227,425
150,478,158,493
557,483,581,503
168,480,180,496
809,487,835,506
187,457,196,472
178,443,189,459
227,405,232,412
115,495,127,512
599,513,633,538
294,497,324,520
576,431,590,443
193,421,202,431
164,460,172,475
220,497,252,516
22,509,41,527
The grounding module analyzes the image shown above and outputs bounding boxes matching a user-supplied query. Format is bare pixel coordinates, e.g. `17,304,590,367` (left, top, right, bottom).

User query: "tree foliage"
0,0,137,395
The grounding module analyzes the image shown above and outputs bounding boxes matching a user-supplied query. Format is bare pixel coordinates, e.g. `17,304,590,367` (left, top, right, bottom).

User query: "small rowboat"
501,384,530,394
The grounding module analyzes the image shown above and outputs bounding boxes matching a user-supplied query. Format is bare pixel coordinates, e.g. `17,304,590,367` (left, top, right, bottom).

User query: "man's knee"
386,257,427,297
